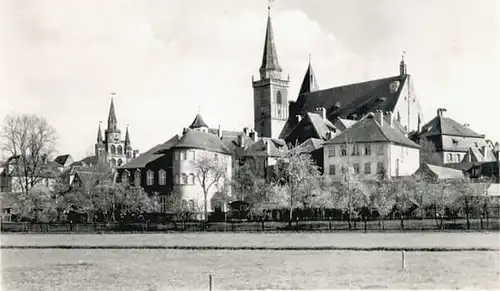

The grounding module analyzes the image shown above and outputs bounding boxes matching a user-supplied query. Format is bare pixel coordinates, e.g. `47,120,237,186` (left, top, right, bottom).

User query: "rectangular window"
365,145,371,156
340,145,347,156
353,145,360,156
377,144,384,156
160,196,167,213
329,164,336,175
159,170,166,185
181,151,187,160
447,153,453,162
353,163,360,174
146,171,154,186
364,163,371,174
328,146,336,157
377,162,384,174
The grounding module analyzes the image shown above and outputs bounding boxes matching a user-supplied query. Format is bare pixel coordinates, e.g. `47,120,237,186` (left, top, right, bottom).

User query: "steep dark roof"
325,113,420,149
171,130,231,155
189,114,209,129
419,114,484,138
121,135,180,169
298,62,319,95
54,154,71,166
260,14,282,73
284,112,337,145
295,75,407,118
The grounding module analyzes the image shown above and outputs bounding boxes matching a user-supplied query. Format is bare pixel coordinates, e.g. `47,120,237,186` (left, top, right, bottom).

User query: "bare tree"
192,150,228,222
0,113,58,195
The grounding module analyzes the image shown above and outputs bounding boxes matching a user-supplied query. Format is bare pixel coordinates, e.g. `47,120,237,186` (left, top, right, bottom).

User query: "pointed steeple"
299,54,319,95
189,113,209,129
97,122,103,143
125,125,132,149
259,3,282,80
107,93,118,131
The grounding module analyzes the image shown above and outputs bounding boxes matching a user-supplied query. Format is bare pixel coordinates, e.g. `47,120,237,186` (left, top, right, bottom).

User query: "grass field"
1,233,499,290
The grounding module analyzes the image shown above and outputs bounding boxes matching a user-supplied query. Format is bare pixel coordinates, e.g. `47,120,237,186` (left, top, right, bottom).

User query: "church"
252,7,424,145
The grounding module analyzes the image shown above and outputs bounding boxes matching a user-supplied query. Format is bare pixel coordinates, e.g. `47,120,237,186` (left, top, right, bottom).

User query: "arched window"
276,91,282,105
182,174,188,184
117,145,123,154
146,170,154,186
110,158,116,166
134,170,141,186
190,173,196,184
159,170,166,185
110,145,116,154
117,159,123,166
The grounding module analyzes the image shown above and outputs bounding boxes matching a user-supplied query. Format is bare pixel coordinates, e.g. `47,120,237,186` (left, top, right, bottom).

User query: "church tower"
93,94,135,167
252,4,290,139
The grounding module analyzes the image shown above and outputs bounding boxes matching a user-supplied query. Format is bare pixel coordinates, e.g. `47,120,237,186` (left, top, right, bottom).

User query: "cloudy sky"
1,0,499,160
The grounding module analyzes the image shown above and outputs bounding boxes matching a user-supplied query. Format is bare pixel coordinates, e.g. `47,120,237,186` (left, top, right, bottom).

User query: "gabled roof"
121,135,180,169
422,163,465,180
325,113,420,149
54,154,72,166
189,114,209,129
294,75,407,119
333,118,357,131
71,156,98,167
171,130,231,155
244,138,288,157
284,112,337,145
419,114,484,138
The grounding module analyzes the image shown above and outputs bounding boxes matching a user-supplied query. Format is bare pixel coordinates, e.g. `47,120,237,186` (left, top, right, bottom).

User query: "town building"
94,96,139,167
410,108,490,165
323,111,421,181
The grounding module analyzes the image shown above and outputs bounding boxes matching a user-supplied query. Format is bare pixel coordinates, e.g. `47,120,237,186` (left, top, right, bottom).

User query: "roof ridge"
304,75,404,98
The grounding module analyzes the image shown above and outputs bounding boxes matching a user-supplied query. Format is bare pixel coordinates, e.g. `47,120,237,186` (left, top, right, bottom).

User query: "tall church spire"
97,121,103,143
107,93,118,131
400,51,407,75
259,2,282,80
299,54,319,95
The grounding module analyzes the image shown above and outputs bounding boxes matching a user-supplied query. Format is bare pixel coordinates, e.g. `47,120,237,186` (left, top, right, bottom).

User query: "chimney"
133,150,139,158
377,110,384,126
316,107,326,120
237,134,244,148
464,124,470,128
386,112,393,127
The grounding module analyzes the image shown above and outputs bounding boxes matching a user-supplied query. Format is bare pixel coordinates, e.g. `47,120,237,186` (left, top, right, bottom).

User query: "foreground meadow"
2,232,500,249
2,249,499,290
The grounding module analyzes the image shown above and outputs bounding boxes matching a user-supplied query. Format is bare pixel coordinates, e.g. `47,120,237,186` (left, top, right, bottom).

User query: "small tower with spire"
95,121,106,161
299,54,319,95
252,1,290,139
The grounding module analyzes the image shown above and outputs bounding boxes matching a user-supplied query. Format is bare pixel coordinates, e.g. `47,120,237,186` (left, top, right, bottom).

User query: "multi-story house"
323,111,421,181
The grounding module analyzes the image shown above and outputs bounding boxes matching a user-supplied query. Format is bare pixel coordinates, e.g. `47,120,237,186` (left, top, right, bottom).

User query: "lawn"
2,249,499,290
2,232,500,249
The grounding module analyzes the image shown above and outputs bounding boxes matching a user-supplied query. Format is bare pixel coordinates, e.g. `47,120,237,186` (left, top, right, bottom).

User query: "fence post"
401,250,406,269
209,274,213,291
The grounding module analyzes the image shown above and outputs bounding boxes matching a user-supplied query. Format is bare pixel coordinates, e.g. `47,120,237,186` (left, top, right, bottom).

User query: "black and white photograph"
1,0,499,290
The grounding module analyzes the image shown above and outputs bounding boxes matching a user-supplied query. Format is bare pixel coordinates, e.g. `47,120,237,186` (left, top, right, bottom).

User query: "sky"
1,0,499,160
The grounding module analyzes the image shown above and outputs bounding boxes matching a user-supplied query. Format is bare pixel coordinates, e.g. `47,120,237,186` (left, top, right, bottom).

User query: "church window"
117,145,123,154
110,145,116,154
181,174,188,184
276,91,282,105
146,170,154,186
117,159,123,166
134,170,141,186
190,173,196,184
110,158,116,166
159,170,166,185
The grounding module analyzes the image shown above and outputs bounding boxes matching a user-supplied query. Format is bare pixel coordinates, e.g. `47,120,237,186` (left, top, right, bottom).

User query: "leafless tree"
192,150,228,222
0,113,58,195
